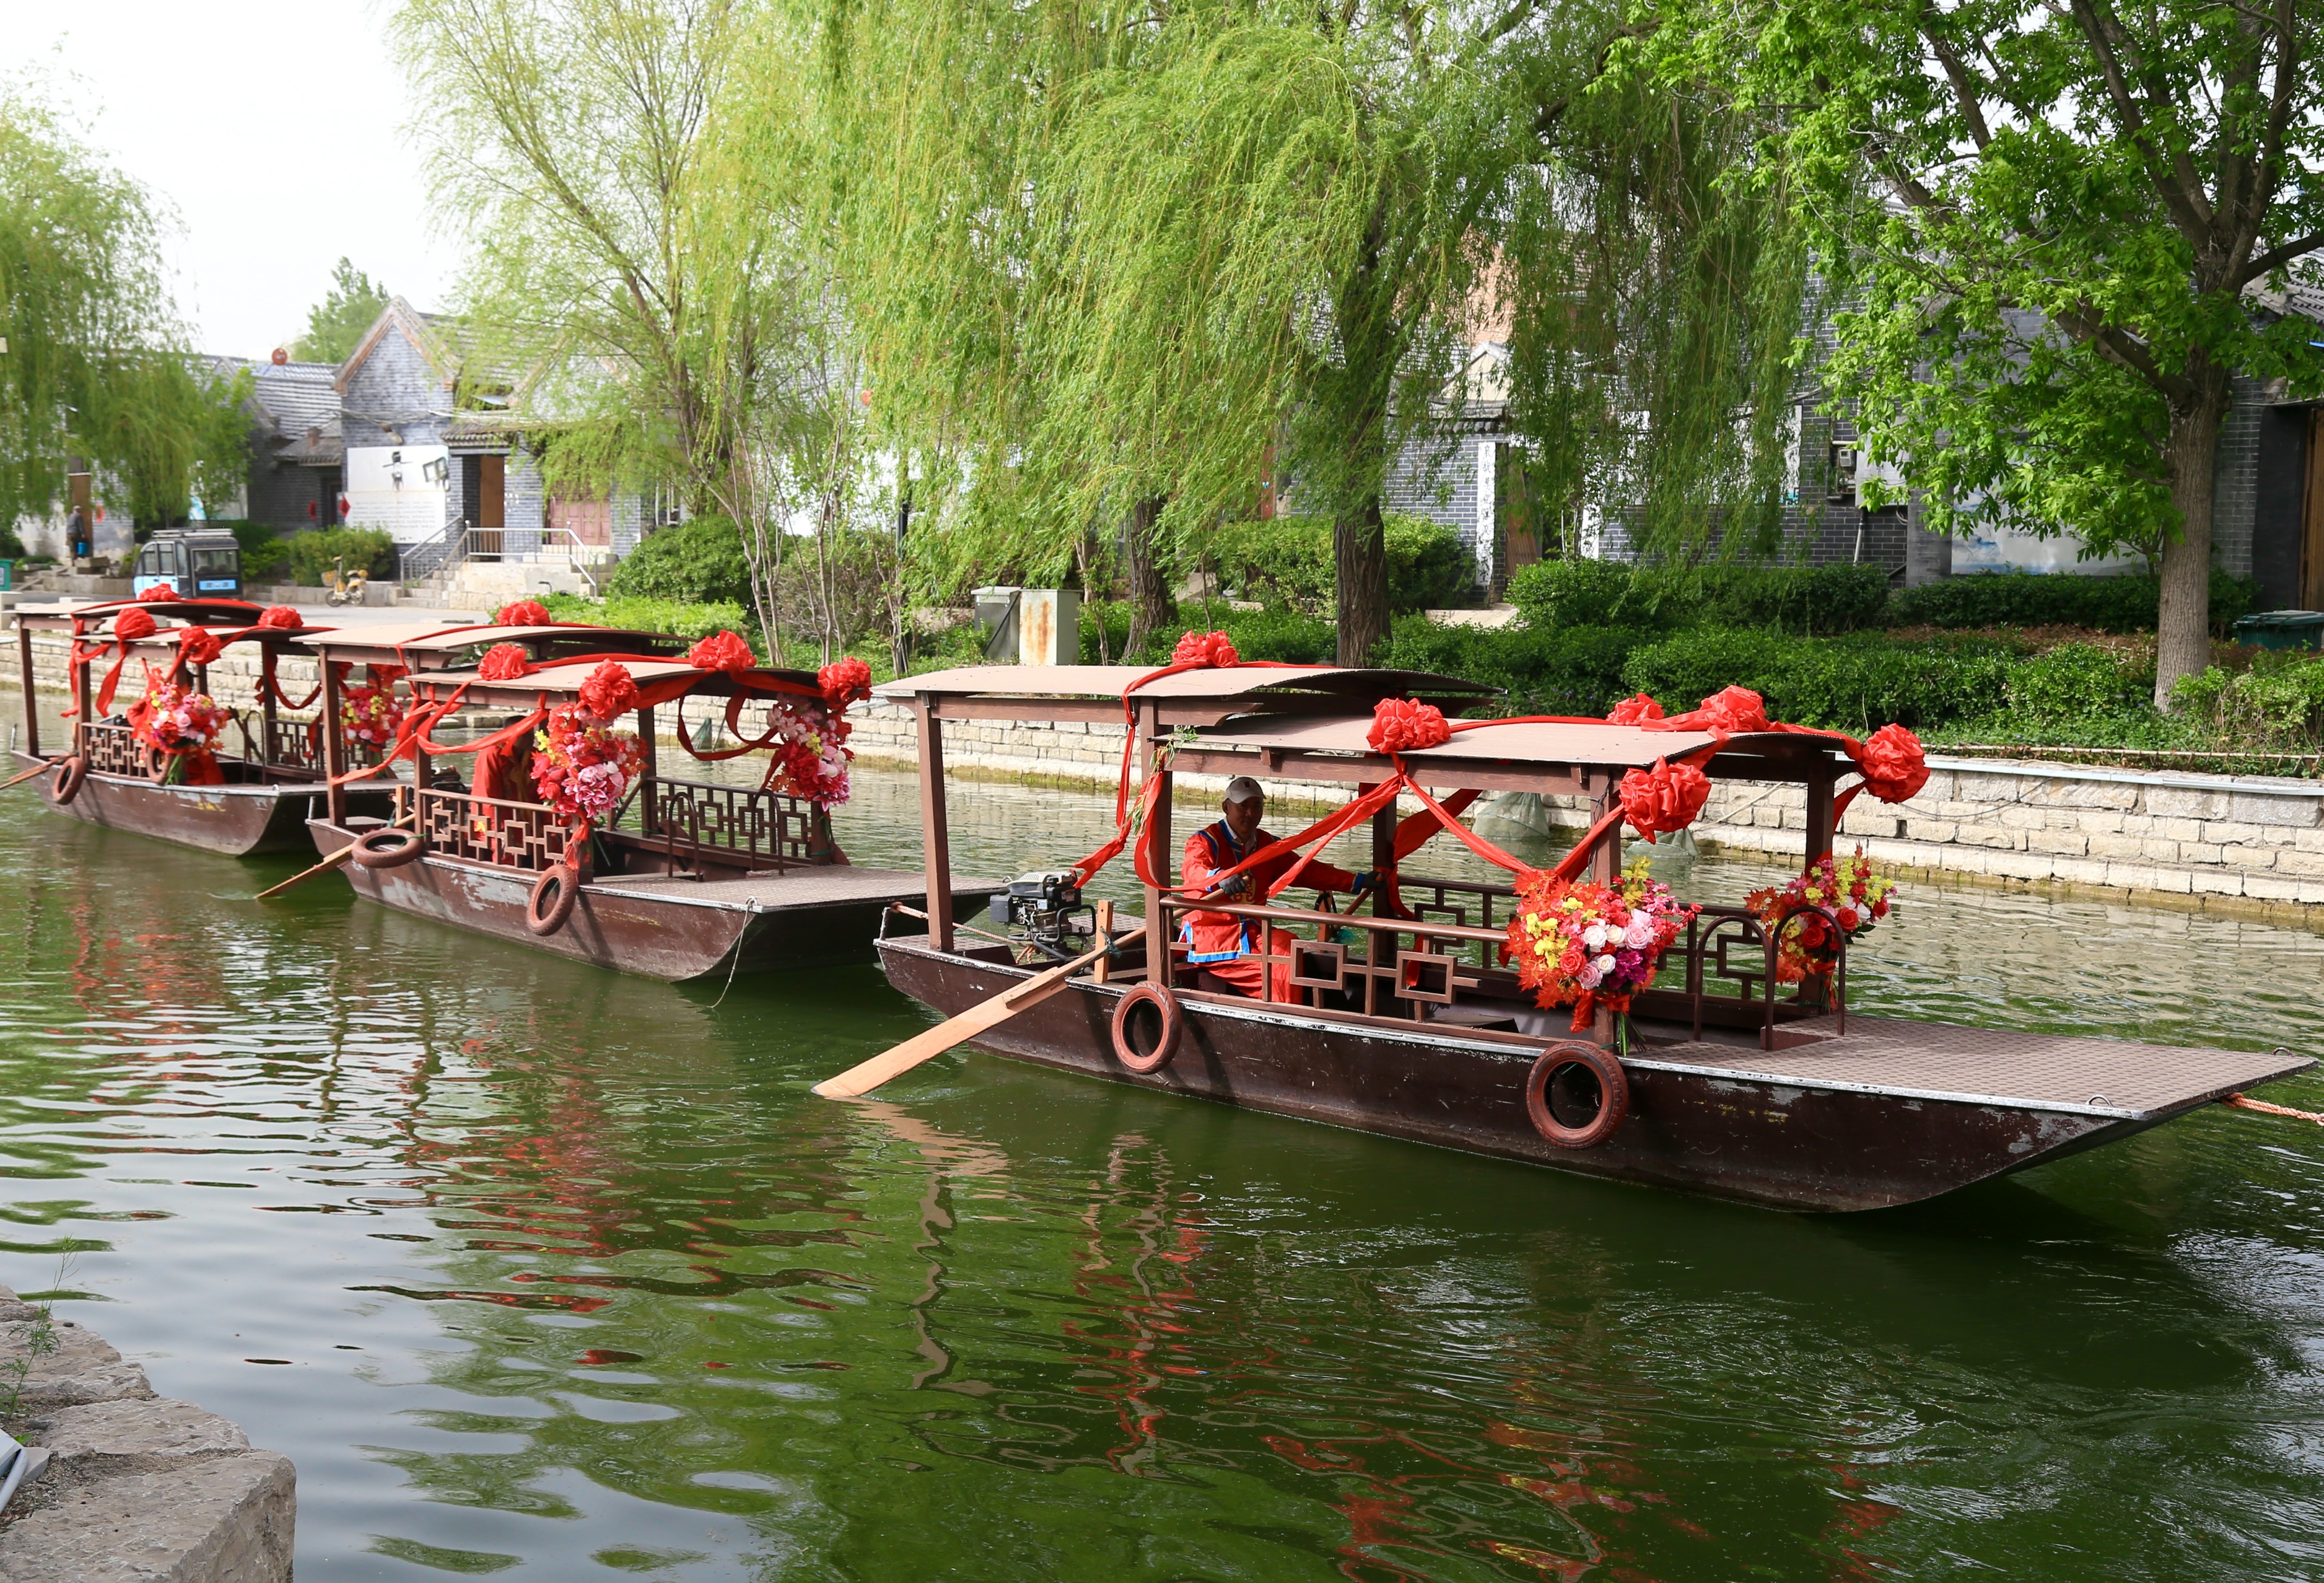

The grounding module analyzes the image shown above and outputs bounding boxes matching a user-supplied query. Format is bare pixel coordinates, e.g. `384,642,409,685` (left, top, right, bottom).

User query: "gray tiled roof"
207,355,345,464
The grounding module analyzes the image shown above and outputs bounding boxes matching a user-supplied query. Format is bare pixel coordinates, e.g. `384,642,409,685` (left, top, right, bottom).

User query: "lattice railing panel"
418,788,574,873
641,778,822,866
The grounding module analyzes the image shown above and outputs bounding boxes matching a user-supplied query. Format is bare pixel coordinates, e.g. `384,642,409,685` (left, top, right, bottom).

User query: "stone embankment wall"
0,1286,293,1581
846,701,2324,917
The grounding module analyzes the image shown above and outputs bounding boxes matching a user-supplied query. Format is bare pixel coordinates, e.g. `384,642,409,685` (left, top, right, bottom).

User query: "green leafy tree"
1659,0,2324,703
290,258,389,363
0,81,244,533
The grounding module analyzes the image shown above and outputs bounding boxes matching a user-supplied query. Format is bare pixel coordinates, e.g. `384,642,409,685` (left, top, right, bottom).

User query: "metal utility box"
1017,588,1080,666
132,530,242,600
2232,610,2324,652
973,585,1020,662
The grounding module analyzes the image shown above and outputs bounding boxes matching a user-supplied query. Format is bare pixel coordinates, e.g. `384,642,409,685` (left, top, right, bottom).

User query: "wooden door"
548,493,612,546
476,453,505,558
2303,410,2324,611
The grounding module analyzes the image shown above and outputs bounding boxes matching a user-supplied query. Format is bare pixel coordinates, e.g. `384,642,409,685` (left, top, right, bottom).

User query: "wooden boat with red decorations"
6,596,400,855
864,659,2314,1212
297,628,1004,979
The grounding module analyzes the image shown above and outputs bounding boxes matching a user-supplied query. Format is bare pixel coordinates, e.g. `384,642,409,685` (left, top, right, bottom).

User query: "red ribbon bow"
135,585,176,603
1368,697,1451,754
819,656,872,709
495,599,553,627
1619,756,1711,842
175,626,225,668
257,606,303,629
686,630,756,672
1854,723,1929,804
114,608,158,642
1169,630,1240,667
578,660,640,721
478,642,532,681
1606,693,1663,726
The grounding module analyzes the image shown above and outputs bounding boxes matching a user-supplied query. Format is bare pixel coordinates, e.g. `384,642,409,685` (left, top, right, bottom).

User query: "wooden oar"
815,924,1144,1099
0,759,59,792
254,811,417,900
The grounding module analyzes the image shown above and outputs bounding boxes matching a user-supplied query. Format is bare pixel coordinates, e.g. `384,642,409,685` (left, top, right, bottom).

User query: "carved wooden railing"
261,718,379,774
405,785,576,873
78,722,146,777
630,777,830,870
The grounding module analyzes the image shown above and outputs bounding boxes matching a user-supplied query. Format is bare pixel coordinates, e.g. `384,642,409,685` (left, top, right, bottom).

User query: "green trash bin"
2233,610,2324,650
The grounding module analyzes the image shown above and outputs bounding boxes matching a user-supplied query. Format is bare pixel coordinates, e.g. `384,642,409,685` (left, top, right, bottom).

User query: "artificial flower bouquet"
1744,846,1897,983
1507,860,1698,1031
766,698,851,810
532,704,645,823
341,684,405,751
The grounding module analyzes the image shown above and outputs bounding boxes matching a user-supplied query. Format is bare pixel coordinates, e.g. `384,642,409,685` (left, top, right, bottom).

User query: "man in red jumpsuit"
1180,776,1371,1000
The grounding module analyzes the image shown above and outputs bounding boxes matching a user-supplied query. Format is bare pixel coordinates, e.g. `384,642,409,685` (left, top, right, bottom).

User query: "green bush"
220,520,290,581
1204,514,1475,614
538,592,755,646
1886,567,2259,636
2004,643,2152,724
1507,558,1892,636
2171,654,2324,752
1619,626,2011,733
606,514,751,606
1374,614,1646,717
286,527,394,586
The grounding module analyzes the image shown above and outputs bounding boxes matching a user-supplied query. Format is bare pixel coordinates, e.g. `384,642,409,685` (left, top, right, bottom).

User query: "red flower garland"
478,643,531,681
1368,697,1450,754
1170,630,1239,667
686,630,756,672
496,598,553,627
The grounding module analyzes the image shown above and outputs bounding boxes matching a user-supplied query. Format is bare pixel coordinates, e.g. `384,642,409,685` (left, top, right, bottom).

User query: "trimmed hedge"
286,527,394,586
1618,627,2012,735
1885,567,2260,636
1507,559,1893,636
1375,615,1643,717
606,514,751,606
1205,514,1476,614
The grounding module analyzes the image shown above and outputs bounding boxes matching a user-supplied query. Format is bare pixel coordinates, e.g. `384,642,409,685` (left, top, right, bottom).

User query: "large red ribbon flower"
1692,685,1769,733
578,659,640,721
495,599,553,627
1619,756,1711,841
1607,693,1663,725
1170,630,1239,667
686,630,756,672
478,642,532,681
1855,722,1929,803
114,608,158,642
1368,697,1451,754
136,584,176,603
257,606,303,629
175,626,225,668
819,656,873,708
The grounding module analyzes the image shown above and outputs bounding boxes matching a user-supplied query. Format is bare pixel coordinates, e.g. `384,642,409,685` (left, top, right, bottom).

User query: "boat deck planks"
1637,1014,2306,1119
586,867,996,912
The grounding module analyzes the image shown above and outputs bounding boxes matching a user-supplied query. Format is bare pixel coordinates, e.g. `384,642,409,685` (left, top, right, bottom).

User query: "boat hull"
17,750,393,857
310,822,996,981
875,935,2299,1213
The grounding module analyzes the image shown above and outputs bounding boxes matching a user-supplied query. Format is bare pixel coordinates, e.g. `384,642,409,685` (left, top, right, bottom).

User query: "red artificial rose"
578,659,640,721
819,656,873,707
496,599,553,627
1367,696,1451,754
1169,630,1240,667
686,630,756,672
1606,692,1664,726
258,605,303,629
175,626,225,667
1856,722,1930,804
137,584,176,603
1836,906,1861,931
1618,755,1711,841
478,642,532,681
114,608,158,641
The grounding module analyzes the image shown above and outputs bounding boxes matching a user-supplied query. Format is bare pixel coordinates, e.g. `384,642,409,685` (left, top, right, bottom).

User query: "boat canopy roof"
11,598,334,645
416,657,822,710
293,620,684,668
875,663,1498,726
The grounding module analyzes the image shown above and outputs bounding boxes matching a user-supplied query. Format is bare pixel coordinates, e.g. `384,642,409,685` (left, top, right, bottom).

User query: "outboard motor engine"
989,869,1099,962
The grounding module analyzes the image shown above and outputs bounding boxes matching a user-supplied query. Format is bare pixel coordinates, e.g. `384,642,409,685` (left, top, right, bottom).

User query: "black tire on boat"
349,826,427,870
47,756,87,806
1110,982,1183,1074
526,861,581,937
1525,1042,1630,1149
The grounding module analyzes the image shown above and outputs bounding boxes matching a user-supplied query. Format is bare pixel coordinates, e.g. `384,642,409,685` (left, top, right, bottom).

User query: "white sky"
0,0,457,361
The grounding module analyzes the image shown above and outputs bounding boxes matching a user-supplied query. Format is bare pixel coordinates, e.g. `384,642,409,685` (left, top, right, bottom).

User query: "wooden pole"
636,704,658,836
16,623,37,758
71,640,89,757
319,657,348,824
1370,793,1396,917
1591,776,1622,1044
1139,699,1172,986
913,694,953,951
258,649,278,768
1805,760,1836,863
254,809,416,899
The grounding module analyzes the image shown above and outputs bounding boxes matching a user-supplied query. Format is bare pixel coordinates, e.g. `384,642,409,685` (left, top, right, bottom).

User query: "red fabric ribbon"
1170,630,1240,667
1368,697,1451,754
495,599,553,627
687,630,756,672
1606,693,1663,725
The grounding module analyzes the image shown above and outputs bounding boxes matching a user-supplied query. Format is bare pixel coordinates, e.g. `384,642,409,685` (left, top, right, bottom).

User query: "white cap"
1224,776,1265,805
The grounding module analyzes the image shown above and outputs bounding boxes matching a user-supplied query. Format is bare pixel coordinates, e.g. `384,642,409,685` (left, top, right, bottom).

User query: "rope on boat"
2222,1093,2324,1127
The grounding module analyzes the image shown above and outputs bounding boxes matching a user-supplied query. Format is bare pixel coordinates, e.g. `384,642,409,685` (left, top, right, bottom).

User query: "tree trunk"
1123,495,1176,653
2153,361,2233,708
1335,495,1389,665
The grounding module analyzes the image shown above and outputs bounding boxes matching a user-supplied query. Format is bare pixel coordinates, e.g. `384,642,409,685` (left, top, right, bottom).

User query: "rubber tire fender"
1524,1041,1630,1149
1110,982,1184,1075
47,756,88,807
349,826,427,870
140,741,172,784
526,861,582,937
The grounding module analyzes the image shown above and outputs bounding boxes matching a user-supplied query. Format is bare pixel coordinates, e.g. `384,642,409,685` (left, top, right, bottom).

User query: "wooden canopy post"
17,623,38,758
1805,761,1837,865
1590,774,1622,1045
319,656,348,824
258,649,278,768
914,694,953,951
636,704,658,837
1139,699,1172,986
1370,793,1396,917
71,639,90,757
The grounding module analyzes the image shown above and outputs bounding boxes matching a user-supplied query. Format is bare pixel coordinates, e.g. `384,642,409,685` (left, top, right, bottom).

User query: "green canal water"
3,752,2324,1580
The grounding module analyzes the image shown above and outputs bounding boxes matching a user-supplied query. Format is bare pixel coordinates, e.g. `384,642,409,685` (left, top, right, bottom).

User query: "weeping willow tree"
0,82,248,537
1497,23,1811,570
393,0,851,650
832,0,1544,662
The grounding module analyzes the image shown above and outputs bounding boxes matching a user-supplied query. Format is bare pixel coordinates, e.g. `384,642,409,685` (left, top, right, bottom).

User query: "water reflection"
0,735,2322,1578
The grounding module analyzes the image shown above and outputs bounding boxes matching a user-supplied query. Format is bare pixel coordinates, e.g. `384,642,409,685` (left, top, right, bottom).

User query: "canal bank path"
1,716,2322,1578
